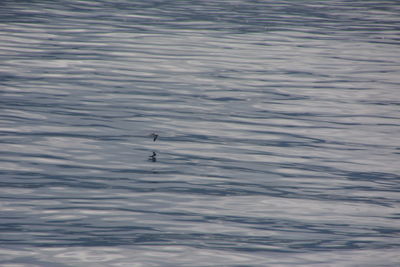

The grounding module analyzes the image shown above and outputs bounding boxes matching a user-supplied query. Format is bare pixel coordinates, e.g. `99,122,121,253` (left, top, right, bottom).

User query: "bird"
150,133,158,141
148,151,157,162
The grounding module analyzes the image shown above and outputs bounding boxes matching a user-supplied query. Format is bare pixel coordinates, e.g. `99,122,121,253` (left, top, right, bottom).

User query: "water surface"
1,0,400,266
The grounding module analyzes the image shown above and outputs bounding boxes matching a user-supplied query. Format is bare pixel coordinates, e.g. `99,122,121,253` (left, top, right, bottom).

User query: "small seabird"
148,151,157,162
150,133,158,141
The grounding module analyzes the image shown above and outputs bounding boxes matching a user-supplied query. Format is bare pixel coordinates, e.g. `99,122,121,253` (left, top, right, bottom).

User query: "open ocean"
1,0,400,266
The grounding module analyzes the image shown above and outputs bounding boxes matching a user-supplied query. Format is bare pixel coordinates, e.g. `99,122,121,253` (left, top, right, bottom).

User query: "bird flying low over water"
148,151,157,162
150,133,158,141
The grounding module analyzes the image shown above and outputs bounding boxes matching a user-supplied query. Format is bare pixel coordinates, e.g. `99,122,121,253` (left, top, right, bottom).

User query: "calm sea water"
1,0,400,266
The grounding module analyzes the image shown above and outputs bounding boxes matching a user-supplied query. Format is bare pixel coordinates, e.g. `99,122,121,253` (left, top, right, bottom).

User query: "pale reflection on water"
1,246,400,266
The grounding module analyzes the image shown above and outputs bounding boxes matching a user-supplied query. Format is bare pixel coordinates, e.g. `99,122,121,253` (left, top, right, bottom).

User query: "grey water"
1,0,400,266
